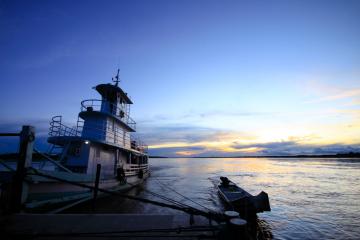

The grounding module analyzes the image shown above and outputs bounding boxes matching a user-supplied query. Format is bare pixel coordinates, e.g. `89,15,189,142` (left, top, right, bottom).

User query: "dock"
0,126,253,240
1,213,219,239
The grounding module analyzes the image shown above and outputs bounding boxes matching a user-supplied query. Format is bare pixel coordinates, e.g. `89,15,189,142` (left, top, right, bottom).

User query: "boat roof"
95,84,133,104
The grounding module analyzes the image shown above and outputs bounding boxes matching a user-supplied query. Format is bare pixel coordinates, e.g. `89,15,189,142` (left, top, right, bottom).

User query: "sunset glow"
0,1,359,156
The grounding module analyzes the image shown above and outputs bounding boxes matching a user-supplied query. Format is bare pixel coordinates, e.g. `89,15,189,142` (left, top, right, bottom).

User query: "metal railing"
81,99,136,130
131,136,149,153
49,116,80,137
48,116,147,153
124,164,149,176
81,121,132,149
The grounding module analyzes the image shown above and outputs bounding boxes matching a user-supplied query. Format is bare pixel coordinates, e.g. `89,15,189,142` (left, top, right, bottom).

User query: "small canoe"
218,177,270,220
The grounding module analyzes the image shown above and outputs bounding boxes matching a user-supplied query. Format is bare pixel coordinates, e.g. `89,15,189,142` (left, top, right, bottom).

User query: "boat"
218,177,270,220
0,70,149,211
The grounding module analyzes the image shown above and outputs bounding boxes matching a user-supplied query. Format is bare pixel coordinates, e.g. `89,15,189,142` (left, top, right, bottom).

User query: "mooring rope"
33,148,72,173
0,158,15,172
153,177,217,214
126,181,196,210
27,167,225,223
0,156,216,216
126,180,200,210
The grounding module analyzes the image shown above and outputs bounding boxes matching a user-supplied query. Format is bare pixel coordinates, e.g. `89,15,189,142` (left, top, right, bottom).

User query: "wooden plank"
2,214,175,234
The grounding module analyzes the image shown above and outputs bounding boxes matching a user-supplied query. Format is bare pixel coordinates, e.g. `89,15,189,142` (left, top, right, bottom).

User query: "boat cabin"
48,72,148,179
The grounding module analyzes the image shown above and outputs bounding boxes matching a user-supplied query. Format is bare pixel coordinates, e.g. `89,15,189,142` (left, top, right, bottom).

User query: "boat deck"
1,213,217,239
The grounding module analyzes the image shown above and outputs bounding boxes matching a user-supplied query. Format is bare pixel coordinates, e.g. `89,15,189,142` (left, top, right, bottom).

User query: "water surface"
75,157,360,240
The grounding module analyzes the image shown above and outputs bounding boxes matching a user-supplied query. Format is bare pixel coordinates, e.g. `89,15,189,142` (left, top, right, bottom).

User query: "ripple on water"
70,157,360,239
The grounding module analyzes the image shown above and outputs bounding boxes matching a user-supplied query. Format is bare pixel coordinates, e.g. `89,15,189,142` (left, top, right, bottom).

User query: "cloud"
2,117,359,157
138,110,277,125
195,110,276,118
142,122,360,156
149,140,360,157
138,120,360,157
150,146,208,157
0,119,53,153
306,88,360,104
136,124,252,146
231,141,360,156
0,119,50,136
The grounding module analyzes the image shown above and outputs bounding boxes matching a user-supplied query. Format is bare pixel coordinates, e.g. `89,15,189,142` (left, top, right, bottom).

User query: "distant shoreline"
1,152,359,160
149,153,360,158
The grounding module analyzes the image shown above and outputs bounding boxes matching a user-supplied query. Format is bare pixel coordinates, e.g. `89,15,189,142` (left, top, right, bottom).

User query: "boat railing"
130,136,149,153
124,164,148,175
79,121,132,149
49,116,80,137
81,99,136,130
49,116,148,153
75,119,148,153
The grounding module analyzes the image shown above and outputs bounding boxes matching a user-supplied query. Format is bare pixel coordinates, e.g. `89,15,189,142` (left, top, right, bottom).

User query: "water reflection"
257,219,273,240
68,157,360,240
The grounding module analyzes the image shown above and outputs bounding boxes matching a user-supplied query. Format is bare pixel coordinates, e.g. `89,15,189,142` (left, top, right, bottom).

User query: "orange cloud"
176,150,204,156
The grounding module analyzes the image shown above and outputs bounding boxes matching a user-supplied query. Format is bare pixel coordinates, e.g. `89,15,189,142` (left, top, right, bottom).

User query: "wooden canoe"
218,177,271,220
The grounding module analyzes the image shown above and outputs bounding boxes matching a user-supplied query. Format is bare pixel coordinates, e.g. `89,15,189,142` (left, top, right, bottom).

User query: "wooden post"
92,164,101,211
11,126,35,213
229,218,248,240
225,211,240,219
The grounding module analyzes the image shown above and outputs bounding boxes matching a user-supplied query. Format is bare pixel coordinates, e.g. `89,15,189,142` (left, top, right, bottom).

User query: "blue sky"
1,0,360,156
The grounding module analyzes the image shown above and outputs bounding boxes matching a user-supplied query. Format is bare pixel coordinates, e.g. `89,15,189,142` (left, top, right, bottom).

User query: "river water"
72,157,360,240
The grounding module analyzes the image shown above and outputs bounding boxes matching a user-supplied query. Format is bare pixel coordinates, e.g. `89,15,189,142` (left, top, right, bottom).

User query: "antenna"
112,69,120,86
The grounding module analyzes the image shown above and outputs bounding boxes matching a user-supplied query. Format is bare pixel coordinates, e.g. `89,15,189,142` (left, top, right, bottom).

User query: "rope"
33,148,72,173
0,158,15,172
27,167,225,223
0,158,33,185
0,157,204,212
126,181,198,210
153,177,217,214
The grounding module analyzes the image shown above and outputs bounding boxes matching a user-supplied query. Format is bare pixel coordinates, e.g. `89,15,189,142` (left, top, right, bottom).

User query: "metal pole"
11,126,35,213
92,164,101,211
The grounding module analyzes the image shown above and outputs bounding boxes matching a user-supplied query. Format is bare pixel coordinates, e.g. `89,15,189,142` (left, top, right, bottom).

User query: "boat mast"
112,69,120,87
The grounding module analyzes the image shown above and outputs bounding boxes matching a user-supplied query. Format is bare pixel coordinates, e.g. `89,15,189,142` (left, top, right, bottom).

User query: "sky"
0,0,360,156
